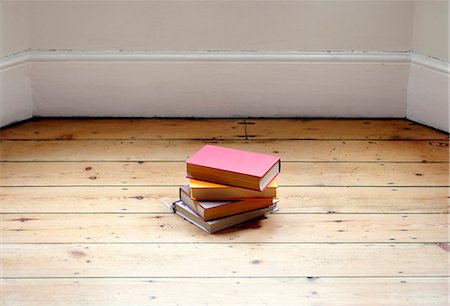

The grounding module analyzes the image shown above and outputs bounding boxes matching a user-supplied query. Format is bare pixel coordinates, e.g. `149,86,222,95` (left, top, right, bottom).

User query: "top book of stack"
186,145,280,191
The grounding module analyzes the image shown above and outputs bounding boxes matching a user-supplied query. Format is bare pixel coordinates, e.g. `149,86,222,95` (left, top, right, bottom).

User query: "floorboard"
245,119,448,140
2,278,447,306
1,161,447,186
1,119,447,140
1,186,447,214
2,213,447,243
0,119,245,140
1,139,448,162
2,244,448,278
0,118,448,305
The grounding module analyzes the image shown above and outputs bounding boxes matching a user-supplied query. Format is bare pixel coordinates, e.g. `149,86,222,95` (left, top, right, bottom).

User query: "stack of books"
173,145,281,233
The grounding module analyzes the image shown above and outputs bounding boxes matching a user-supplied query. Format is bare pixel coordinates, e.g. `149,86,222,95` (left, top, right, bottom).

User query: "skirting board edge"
0,50,448,130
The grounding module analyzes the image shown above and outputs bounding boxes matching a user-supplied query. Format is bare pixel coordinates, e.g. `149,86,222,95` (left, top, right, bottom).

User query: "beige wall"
2,1,449,61
1,0,448,129
413,0,449,62
0,1,30,58
28,0,413,52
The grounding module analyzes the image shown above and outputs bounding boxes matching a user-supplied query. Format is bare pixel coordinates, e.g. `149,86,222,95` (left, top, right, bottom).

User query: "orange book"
180,186,274,221
189,178,278,200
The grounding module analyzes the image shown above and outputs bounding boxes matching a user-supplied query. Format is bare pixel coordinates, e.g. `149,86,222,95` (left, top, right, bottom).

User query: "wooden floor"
0,118,449,305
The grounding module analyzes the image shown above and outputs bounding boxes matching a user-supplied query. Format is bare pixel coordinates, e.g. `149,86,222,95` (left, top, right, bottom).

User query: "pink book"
186,145,280,191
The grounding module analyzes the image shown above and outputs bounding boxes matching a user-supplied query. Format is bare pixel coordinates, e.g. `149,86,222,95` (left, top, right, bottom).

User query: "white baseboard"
0,59,33,127
1,50,448,131
407,54,449,132
26,50,409,118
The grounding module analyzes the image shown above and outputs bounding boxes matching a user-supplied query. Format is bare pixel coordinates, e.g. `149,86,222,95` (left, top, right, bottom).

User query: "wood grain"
2,213,447,243
245,119,449,140
1,139,448,162
1,118,448,305
1,119,447,140
1,186,447,214
0,119,245,140
2,243,448,277
2,278,448,306
1,162,447,186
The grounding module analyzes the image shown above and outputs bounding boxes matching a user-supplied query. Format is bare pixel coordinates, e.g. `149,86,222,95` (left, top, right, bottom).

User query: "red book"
186,145,280,191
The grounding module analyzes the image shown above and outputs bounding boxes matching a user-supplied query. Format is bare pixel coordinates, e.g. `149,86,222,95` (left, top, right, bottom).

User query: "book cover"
186,145,280,191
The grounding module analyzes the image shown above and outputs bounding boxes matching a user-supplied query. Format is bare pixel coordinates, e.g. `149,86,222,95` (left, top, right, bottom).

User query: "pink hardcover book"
186,145,280,191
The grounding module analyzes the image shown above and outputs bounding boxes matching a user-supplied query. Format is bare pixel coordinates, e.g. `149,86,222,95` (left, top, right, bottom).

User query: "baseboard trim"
407,62,449,132
0,52,31,71
1,50,448,129
0,61,33,127
3,50,447,73
410,53,450,74
1,50,413,66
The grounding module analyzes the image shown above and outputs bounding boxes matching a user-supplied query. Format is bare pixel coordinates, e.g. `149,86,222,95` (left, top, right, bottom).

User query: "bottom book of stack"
173,200,278,234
